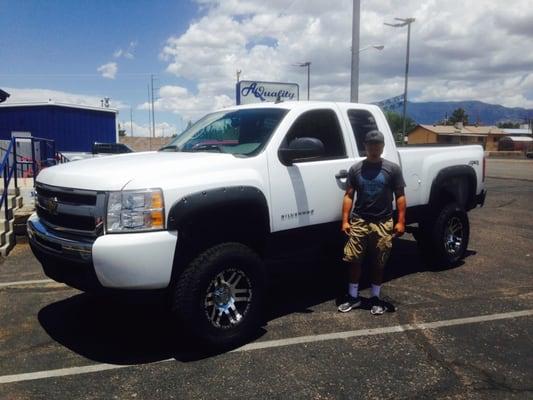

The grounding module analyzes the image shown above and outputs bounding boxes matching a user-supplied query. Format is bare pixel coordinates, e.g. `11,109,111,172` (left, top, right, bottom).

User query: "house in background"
407,123,507,151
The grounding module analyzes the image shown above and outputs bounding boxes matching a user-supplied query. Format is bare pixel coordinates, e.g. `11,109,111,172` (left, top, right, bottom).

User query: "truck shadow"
37,236,475,364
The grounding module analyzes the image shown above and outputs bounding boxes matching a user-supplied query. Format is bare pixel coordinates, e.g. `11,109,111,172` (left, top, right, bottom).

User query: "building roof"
0,101,117,114
412,124,505,136
502,128,532,135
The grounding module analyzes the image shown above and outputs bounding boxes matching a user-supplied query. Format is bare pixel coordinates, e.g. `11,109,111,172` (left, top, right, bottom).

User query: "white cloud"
113,41,137,59
97,62,118,79
3,87,127,109
119,121,177,138
155,0,533,114
137,85,233,121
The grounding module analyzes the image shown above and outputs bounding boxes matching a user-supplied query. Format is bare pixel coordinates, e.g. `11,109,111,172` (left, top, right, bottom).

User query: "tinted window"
283,109,346,161
347,109,379,156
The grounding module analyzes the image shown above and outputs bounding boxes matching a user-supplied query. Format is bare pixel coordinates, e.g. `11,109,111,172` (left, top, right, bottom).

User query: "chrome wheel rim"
204,268,253,329
444,216,463,255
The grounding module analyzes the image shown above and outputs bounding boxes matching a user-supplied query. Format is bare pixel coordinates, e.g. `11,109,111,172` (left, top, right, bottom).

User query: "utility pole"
236,69,242,83
150,74,156,140
147,84,152,148
130,107,134,137
350,0,361,103
385,17,416,142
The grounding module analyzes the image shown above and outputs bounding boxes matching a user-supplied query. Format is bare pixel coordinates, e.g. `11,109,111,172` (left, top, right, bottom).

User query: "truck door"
267,108,357,234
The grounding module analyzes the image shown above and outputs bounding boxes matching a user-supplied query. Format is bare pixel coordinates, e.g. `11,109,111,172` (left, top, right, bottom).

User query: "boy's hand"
342,221,351,235
393,222,405,237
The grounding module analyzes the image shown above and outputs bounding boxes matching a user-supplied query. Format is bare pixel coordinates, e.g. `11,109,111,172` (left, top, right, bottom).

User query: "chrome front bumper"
27,213,95,263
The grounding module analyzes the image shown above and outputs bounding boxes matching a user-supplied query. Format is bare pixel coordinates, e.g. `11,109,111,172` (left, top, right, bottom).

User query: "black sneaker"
338,295,362,313
370,296,387,315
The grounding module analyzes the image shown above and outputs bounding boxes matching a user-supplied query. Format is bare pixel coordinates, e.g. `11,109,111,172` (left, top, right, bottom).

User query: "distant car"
527,151,533,159
62,142,135,161
92,142,134,154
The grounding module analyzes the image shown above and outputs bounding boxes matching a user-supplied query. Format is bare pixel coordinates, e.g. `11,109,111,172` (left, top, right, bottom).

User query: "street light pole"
306,62,310,100
349,44,384,103
294,61,311,100
358,44,385,53
385,17,415,142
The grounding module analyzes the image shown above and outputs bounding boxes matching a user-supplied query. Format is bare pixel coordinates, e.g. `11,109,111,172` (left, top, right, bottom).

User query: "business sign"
236,80,299,105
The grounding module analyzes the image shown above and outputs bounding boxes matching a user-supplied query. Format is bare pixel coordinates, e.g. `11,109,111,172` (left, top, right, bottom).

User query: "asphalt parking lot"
1,171,532,399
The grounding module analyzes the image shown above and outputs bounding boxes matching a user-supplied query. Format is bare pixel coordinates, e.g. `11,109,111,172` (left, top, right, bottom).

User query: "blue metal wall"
0,105,116,152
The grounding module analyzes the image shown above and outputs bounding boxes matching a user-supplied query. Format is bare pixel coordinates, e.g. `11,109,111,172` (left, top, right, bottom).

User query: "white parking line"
0,309,532,384
0,279,55,288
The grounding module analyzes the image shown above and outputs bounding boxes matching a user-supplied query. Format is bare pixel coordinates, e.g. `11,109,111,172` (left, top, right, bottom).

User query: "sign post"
236,81,299,105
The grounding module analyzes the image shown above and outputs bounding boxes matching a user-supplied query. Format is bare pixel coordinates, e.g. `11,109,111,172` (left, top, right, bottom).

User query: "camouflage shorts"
343,217,394,267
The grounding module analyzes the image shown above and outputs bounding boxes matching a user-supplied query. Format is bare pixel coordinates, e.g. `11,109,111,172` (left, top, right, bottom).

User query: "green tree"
384,111,416,144
449,108,469,125
497,121,520,129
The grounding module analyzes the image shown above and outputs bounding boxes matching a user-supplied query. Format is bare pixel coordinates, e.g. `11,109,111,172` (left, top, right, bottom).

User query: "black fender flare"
167,186,270,233
428,165,477,210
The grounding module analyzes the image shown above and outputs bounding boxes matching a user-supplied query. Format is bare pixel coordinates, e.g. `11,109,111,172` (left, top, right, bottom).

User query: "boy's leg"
368,219,394,314
339,218,368,312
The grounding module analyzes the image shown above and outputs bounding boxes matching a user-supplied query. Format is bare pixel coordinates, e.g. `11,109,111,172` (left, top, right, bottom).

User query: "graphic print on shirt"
358,171,386,201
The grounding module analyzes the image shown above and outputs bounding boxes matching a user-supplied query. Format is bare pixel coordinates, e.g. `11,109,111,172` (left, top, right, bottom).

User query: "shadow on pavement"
38,237,473,364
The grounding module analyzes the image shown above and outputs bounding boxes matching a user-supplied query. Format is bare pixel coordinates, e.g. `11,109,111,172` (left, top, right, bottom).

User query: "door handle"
335,169,348,179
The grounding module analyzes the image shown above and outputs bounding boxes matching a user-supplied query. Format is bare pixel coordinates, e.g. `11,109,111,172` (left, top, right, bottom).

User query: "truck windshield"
159,108,288,156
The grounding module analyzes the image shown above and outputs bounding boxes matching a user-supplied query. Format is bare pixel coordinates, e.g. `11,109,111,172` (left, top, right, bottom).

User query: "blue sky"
1,0,532,136
1,0,200,133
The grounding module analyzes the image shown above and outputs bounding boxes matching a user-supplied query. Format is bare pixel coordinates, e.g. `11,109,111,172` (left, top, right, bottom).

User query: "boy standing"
338,130,406,315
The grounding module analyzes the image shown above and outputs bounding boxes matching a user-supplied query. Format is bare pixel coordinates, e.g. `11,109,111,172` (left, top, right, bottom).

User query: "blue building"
0,102,117,152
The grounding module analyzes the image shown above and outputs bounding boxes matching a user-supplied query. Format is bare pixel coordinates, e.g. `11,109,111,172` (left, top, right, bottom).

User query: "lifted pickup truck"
28,102,486,347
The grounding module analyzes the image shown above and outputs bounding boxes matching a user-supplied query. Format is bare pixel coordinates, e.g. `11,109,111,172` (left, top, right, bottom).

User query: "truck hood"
36,151,240,191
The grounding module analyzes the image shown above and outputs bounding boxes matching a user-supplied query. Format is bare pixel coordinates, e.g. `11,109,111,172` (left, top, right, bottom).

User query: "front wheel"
172,242,266,348
418,202,470,266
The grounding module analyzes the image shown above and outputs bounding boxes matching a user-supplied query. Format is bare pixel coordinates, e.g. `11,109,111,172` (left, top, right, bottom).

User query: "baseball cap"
364,130,385,143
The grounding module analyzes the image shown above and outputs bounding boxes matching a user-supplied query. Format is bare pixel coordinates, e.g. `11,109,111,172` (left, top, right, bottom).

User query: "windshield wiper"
159,145,179,152
189,143,224,153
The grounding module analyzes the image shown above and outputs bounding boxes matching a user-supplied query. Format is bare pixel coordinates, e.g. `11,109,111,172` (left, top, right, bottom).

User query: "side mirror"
278,137,325,166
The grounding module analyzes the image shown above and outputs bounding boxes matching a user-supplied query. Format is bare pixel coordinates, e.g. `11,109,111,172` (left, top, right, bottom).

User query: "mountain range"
386,100,533,125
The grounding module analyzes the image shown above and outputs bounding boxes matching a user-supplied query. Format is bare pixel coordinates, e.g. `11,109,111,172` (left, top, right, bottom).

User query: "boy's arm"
394,187,406,237
342,186,355,234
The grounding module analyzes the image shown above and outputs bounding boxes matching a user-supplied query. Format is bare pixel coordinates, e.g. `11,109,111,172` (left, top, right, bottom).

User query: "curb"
486,175,533,183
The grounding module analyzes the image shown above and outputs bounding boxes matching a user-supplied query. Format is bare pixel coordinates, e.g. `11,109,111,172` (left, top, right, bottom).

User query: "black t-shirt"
347,159,406,221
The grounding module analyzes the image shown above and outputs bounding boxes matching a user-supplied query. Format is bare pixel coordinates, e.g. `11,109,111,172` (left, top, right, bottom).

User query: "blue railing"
0,139,16,222
0,136,66,222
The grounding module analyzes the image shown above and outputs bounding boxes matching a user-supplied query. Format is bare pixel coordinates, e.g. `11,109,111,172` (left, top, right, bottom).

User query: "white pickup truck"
28,102,486,347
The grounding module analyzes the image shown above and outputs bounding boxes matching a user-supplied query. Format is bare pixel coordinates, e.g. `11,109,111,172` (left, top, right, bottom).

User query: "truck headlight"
106,189,165,233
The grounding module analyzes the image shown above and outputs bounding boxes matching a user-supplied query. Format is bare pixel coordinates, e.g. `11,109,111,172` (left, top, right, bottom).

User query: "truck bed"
397,144,484,208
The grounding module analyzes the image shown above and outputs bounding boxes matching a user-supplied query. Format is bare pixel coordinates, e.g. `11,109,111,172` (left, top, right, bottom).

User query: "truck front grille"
35,183,106,237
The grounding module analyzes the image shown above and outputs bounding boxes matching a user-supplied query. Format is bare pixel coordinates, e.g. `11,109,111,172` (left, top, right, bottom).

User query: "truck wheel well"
429,166,477,211
167,187,270,283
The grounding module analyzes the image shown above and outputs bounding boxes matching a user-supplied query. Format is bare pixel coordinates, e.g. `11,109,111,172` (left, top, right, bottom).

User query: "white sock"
349,283,359,298
371,284,381,298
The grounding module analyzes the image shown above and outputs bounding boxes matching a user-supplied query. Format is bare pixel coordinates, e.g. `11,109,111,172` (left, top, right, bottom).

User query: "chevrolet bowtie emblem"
46,197,59,215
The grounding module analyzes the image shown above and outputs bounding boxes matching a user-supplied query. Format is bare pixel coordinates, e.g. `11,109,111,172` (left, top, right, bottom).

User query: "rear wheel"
418,202,470,266
172,242,266,348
